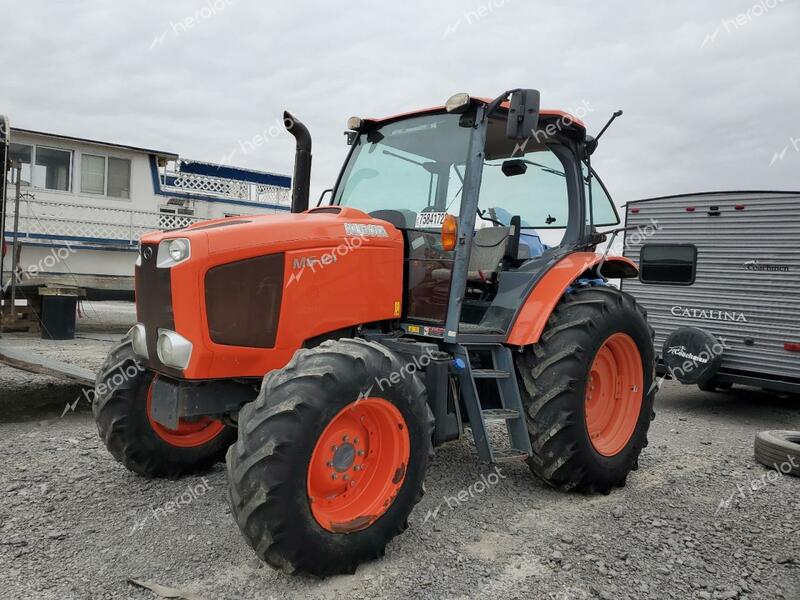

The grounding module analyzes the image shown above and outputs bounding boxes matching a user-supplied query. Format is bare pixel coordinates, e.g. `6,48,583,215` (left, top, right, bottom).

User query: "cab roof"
369,96,586,133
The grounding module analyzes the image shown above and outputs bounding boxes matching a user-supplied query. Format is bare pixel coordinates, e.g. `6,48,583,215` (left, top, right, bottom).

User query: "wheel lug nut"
353,437,359,444
331,473,337,480
331,445,338,452
326,461,332,467
357,450,365,456
343,475,349,481
342,435,349,442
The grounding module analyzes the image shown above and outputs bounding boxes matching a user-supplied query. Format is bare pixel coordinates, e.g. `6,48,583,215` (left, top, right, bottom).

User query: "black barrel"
40,294,78,340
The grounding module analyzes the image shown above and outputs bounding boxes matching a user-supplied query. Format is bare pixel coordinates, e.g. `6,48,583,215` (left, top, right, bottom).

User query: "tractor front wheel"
515,285,656,493
93,340,235,478
226,338,434,576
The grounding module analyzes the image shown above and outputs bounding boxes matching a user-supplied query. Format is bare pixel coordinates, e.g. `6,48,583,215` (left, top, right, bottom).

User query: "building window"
108,157,131,198
640,244,697,285
34,146,72,191
8,143,33,186
79,154,131,198
81,154,106,195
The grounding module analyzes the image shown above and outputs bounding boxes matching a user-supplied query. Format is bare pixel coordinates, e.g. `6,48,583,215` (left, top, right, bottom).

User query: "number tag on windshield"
415,212,448,229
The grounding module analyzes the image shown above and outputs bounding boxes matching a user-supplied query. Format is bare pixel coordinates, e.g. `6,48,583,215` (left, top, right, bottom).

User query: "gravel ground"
0,305,798,600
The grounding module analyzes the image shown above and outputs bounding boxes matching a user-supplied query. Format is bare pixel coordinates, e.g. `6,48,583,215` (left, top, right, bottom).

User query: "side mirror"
506,89,540,140
584,135,598,157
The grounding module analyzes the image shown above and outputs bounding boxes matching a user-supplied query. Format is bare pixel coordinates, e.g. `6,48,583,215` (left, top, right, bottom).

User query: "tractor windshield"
334,113,471,226
334,111,579,243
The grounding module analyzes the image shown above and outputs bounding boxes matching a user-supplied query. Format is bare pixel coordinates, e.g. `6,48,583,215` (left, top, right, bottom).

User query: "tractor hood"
139,206,403,258
135,206,405,380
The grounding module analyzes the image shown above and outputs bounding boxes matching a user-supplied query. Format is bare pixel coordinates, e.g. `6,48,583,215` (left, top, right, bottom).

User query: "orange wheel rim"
307,398,410,533
146,379,226,448
585,333,644,457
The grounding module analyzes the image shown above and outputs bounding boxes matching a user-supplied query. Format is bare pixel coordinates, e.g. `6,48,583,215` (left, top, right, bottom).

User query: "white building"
1,125,291,299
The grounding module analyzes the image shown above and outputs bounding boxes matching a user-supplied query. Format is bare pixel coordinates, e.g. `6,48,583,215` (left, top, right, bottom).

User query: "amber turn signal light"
441,214,458,251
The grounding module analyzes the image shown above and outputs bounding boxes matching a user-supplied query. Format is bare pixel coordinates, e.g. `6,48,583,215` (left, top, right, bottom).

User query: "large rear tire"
515,285,656,493
93,340,236,478
226,338,434,577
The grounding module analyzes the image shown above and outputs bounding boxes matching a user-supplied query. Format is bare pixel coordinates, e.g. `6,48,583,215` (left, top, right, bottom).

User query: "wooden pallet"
0,300,42,333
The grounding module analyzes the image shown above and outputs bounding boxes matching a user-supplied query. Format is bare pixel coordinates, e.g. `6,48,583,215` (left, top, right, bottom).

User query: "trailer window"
640,244,697,285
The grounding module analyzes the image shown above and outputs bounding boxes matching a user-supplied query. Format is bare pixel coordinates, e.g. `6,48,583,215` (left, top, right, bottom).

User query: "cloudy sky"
2,0,798,206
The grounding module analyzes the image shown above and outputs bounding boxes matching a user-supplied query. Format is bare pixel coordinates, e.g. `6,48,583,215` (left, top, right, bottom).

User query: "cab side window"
583,166,620,227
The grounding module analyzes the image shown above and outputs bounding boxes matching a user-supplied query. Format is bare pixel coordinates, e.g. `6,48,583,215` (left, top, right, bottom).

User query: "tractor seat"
468,226,513,282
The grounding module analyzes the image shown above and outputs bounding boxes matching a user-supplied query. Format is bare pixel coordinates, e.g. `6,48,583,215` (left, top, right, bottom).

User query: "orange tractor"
94,90,655,576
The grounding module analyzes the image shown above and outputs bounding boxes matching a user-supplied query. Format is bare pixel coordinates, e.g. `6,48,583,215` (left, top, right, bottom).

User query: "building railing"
162,166,292,207
2,197,203,247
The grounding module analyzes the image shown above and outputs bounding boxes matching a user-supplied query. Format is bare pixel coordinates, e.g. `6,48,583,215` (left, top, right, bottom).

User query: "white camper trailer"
621,191,800,395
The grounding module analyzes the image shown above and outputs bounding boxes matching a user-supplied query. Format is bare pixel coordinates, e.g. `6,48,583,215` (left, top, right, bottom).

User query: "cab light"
445,93,471,113
441,214,458,251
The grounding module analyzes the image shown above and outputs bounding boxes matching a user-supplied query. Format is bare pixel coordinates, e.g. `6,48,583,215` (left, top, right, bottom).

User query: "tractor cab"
331,91,622,342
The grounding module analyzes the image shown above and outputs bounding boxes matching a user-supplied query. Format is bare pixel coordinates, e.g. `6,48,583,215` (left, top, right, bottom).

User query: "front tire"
93,340,236,478
226,338,434,577
515,285,656,493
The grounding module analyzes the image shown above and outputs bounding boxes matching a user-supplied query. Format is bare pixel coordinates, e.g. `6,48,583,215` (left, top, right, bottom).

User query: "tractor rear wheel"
226,338,434,577
93,339,235,478
515,285,655,493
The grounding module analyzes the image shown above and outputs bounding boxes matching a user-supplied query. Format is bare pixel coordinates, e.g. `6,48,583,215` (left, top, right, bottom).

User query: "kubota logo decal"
670,306,748,323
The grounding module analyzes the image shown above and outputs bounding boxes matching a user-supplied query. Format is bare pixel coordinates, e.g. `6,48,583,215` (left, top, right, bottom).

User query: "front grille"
204,253,284,348
135,242,176,372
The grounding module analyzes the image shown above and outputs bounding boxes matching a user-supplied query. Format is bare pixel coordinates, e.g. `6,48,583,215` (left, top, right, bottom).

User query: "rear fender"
506,252,638,346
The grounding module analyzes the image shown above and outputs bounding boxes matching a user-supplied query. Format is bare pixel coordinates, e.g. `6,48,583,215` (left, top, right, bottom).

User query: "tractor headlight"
156,329,193,370
157,238,191,268
130,323,148,359
169,239,189,262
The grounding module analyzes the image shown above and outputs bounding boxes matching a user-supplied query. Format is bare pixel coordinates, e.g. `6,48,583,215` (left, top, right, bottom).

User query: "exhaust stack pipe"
284,111,311,213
